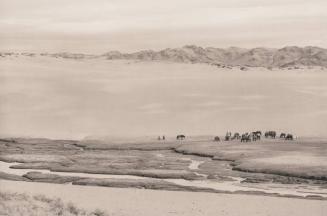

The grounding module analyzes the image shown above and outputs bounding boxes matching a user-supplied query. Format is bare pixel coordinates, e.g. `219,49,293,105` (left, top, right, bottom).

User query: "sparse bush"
92,209,108,216
67,202,81,215
0,191,12,200
0,190,108,216
50,198,65,215
33,194,52,203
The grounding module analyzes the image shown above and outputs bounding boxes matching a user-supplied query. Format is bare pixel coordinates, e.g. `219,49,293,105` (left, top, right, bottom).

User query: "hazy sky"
1,1,327,139
0,0,326,52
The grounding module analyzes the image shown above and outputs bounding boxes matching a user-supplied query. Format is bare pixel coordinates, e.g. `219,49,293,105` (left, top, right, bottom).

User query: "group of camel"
166,131,294,142
215,130,294,142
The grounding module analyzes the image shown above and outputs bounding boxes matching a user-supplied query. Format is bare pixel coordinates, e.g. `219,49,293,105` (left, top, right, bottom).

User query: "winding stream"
0,161,149,180
1,161,327,199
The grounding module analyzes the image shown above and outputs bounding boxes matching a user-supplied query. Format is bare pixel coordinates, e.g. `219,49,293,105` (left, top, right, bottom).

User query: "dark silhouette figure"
252,131,261,141
265,131,276,138
214,136,220,142
225,131,232,141
241,133,251,142
280,133,286,138
285,134,293,140
176,135,186,140
231,133,240,140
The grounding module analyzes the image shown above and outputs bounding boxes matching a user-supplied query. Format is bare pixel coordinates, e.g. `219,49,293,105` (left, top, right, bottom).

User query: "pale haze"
0,0,327,139
0,0,326,53
1,58,327,139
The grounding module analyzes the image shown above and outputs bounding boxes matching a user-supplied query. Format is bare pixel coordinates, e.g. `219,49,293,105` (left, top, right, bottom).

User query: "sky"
0,0,326,53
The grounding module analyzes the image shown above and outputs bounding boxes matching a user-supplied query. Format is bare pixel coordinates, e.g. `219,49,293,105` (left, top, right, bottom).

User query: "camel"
214,136,220,142
252,131,261,141
265,131,276,138
231,133,241,140
176,135,186,140
225,131,232,141
285,134,293,140
241,133,251,142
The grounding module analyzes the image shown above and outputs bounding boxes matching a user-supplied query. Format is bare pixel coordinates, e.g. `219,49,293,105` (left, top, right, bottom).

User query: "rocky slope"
1,45,327,68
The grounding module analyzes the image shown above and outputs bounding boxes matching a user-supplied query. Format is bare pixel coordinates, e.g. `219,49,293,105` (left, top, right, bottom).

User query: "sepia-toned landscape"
1,0,327,215
1,51,327,215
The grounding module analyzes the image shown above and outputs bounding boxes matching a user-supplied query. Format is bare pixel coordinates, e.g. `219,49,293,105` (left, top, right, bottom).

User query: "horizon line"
1,44,327,55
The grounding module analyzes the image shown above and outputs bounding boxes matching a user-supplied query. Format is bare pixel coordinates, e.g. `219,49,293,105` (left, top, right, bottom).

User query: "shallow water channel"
1,160,327,199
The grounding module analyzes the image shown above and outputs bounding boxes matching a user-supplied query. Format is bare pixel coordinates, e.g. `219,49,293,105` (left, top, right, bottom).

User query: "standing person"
162,135,165,140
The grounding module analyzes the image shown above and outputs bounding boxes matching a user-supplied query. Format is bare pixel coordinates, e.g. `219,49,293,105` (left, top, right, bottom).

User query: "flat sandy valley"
1,56,327,215
1,55,327,138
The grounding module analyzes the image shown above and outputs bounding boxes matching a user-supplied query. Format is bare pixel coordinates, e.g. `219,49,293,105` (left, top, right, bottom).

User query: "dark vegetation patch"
23,172,83,184
0,171,29,181
0,190,109,216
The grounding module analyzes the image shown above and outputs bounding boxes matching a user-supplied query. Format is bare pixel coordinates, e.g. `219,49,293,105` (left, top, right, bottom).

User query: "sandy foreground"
1,180,326,216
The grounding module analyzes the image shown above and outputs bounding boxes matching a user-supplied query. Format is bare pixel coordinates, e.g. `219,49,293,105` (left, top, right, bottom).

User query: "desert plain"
1,54,327,215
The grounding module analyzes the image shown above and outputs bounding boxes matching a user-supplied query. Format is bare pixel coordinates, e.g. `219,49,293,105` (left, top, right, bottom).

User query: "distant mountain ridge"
1,45,327,68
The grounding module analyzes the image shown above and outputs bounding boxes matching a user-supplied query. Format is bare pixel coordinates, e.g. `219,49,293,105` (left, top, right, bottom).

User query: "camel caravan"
222,131,261,142
157,131,294,142
213,130,294,142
